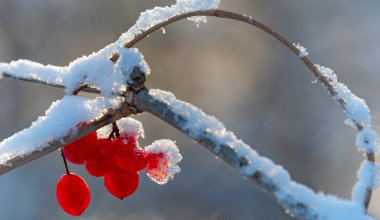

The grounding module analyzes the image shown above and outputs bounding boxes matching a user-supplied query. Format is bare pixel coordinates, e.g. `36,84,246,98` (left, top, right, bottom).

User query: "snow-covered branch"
0,99,131,175
0,0,379,218
132,88,373,220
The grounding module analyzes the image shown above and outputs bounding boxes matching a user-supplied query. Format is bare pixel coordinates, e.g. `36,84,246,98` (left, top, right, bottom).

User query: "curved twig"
122,9,375,210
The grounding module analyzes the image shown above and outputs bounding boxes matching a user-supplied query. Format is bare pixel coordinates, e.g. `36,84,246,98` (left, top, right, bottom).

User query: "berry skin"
104,168,139,199
145,152,169,184
63,131,99,164
85,139,115,177
56,173,91,216
113,137,146,171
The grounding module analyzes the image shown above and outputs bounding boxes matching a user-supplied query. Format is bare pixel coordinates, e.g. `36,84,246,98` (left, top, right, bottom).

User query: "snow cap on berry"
96,118,144,139
144,139,182,185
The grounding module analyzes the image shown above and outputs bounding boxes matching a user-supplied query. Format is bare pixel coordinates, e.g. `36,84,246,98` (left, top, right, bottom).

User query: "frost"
315,64,337,85
144,139,182,185
293,43,309,58
0,96,122,165
96,118,145,139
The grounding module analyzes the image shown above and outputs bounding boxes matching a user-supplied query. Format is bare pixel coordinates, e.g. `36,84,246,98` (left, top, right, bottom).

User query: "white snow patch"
144,139,182,185
96,117,145,139
352,161,380,204
293,43,309,58
117,0,220,44
356,128,380,153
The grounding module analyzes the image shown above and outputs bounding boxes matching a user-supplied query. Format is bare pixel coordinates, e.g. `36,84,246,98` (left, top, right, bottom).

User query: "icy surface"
144,139,182,185
293,43,309,58
149,89,373,219
0,96,122,165
97,117,145,139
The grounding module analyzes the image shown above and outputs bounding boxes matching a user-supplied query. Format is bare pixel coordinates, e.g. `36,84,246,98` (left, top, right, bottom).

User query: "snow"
352,161,380,204
148,89,373,219
356,128,380,153
315,64,377,152
0,0,378,218
0,0,219,166
293,43,309,58
0,96,122,165
0,0,220,96
0,47,150,97
144,139,182,185
96,118,145,139
117,0,220,45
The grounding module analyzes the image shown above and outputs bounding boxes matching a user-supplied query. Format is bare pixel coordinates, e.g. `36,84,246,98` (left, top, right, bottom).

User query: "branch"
0,9,377,217
123,9,376,210
0,103,131,175
131,88,372,220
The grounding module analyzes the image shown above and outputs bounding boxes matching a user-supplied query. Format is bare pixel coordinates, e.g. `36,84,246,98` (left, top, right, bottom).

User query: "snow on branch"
0,98,132,175
0,48,150,97
132,88,373,220
0,0,379,218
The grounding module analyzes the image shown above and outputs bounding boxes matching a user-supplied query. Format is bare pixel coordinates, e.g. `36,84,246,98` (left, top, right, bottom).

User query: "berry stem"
107,122,120,140
112,122,120,137
60,149,70,175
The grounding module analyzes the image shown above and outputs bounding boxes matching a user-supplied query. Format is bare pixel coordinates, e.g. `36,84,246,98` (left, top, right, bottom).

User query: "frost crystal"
293,43,309,58
315,64,337,85
144,140,182,185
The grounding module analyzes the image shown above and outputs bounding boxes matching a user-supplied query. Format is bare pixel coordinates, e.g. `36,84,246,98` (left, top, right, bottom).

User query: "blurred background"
0,0,380,219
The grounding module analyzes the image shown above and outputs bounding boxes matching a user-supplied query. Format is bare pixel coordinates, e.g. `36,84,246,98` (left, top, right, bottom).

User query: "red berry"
85,139,115,177
145,152,170,184
104,168,139,199
63,131,99,164
146,152,165,169
113,137,146,171
56,173,91,216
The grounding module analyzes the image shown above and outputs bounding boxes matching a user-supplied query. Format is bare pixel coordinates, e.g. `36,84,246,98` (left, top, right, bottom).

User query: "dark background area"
0,0,380,219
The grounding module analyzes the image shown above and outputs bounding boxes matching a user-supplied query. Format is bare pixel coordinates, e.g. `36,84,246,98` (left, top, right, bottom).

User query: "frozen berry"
56,173,91,216
63,131,99,164
85,139,115,177
104,168,139,199
113,137,146,171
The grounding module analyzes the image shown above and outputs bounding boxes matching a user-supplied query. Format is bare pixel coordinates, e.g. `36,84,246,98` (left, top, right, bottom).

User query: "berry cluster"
56,120,182,216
